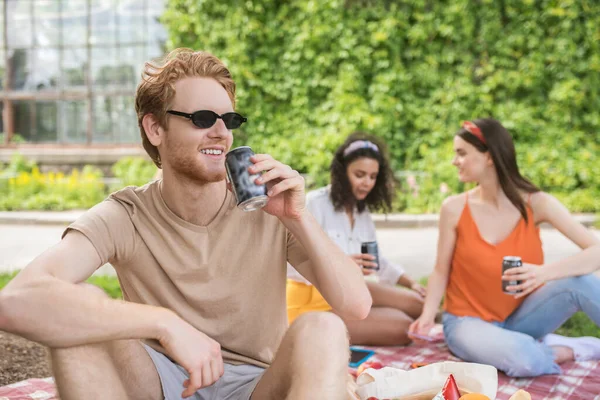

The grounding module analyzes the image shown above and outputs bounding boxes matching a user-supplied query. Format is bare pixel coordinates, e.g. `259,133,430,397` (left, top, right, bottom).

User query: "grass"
556,312,600,337
0,271,123,299
1,273,599,337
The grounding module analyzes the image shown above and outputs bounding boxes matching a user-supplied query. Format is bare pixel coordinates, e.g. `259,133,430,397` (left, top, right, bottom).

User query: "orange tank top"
444,195,544,322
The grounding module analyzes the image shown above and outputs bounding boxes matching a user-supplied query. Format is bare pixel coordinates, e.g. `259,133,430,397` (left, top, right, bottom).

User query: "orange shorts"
286,279,332,324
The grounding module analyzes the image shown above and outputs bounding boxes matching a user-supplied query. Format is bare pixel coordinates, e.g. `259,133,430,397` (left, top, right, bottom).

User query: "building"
0,0,167,170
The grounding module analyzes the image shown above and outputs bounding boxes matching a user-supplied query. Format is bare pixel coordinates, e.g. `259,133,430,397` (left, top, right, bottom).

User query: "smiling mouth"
200,149,223,155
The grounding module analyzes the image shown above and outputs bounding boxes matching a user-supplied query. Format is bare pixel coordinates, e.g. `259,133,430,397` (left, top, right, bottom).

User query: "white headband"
343,140,380,157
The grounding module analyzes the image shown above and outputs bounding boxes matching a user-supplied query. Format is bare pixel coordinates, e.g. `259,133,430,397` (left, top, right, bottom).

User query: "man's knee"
50,342,112,384
291,312,347,333
47,284,108,355
285,312,349,376
50,340,110,362
289,312,348,344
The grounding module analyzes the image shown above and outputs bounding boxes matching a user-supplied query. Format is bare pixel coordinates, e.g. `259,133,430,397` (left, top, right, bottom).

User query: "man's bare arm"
283,211,372,320
0,230,175,348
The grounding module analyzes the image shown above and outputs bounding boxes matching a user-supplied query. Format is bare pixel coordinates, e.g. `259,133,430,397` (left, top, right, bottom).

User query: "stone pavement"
1,214,598,280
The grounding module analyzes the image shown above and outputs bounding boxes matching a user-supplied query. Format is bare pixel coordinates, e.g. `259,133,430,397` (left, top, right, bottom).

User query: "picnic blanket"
349,342,600,400
0,378,57,400
1,342,599,399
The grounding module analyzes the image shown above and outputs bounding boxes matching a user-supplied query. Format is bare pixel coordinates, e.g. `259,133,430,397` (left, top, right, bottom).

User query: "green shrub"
1,153,36,175
163,0,600,214
0,155,161,211
0,133,26,144
0,166,106,211
111,157,157,189
87,275,123,299
0,272,123,300
0,272,19,288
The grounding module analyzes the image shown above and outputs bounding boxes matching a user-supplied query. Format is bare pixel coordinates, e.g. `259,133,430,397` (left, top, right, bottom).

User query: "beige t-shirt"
64,180,309,368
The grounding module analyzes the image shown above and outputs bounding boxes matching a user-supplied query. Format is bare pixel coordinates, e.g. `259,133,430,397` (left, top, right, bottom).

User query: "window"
118,9,146,45
61,100,88,143
0,3,5,49
92,96,115,143
91,0,116,46
34,101,59,142
9,48,34,91
92,47,118,89
33,48,60,91
109,96,138,144
117,45,145,88
61,0,88,47
34,0,62,47
6,1,33,48
0,50,5,91
62,47,88,89
12,100,32,140
1,0,167,145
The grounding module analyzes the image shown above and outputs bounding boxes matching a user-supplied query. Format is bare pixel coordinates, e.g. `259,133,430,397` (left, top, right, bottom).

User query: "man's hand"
158,315,224,398
503,263,546,299
249,154,305,220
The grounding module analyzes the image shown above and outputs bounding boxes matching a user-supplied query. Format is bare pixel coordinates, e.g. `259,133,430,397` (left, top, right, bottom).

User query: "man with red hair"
0,48,372,400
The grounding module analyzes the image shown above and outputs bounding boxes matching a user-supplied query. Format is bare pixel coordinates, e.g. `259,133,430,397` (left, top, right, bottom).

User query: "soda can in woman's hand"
361,241,380,271
502,255,523,294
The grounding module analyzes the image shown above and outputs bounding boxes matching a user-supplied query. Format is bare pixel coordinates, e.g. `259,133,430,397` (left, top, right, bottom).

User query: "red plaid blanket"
1,343,598,399
0,377,57,400
350,342,600,400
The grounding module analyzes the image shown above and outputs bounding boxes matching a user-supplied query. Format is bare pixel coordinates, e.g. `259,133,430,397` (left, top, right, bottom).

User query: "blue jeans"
443,274,600,377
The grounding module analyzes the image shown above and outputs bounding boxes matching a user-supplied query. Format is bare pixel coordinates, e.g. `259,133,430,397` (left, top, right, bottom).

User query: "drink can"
502,255,523,294
361,241,380,271
225,146,269,212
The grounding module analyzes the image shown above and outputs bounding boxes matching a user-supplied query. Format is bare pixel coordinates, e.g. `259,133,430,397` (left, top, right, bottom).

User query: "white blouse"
287,186,405,285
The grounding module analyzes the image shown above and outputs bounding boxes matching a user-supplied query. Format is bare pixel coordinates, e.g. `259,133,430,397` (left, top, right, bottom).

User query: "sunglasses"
167,110,247,130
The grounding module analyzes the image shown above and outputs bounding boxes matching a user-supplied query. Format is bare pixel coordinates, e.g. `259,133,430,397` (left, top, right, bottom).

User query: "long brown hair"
458,118,540,223
330,132,394,213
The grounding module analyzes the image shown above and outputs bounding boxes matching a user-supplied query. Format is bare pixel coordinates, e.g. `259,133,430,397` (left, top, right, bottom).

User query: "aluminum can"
502,255,523,294
225,146,269,212
361,241,380,271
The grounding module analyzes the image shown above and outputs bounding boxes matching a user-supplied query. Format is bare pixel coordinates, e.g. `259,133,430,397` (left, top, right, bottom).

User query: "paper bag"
355,361,497,400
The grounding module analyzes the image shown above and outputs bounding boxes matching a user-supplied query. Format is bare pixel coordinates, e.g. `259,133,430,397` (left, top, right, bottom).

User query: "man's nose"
208,118,229,138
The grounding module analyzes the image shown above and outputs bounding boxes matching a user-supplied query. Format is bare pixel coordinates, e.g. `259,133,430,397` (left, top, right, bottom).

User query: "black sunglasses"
167,110,247,130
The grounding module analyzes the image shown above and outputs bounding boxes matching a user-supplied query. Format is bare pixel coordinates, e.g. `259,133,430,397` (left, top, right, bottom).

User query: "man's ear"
142,114,165,147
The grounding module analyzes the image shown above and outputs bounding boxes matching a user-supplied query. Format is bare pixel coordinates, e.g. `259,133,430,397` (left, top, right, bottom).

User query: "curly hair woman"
287,132,426,346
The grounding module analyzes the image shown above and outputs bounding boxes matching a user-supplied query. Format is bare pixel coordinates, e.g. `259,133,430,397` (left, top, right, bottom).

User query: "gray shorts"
143,344,264,400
